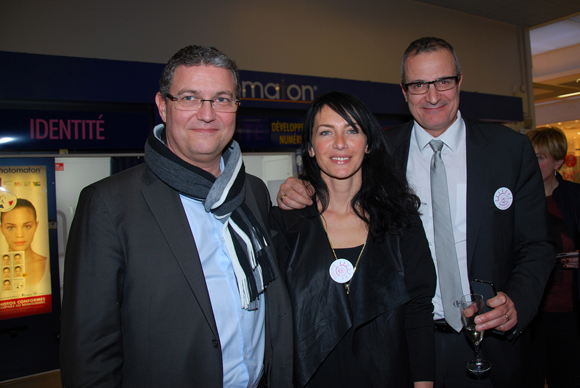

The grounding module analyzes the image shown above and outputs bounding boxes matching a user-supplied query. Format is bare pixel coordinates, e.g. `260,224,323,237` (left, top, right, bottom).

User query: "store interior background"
1,0,580,385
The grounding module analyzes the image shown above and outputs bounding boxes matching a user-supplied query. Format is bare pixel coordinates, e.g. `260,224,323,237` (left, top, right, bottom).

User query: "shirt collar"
413,110,465,153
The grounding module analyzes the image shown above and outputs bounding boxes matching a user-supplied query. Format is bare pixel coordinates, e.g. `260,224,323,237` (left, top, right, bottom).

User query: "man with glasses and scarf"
61,45,292,388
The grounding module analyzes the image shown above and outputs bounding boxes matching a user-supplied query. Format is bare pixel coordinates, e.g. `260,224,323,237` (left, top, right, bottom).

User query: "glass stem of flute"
474,342,483,362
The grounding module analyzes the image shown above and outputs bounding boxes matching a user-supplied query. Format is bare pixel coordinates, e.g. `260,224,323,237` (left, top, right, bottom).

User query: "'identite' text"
30,115,105,140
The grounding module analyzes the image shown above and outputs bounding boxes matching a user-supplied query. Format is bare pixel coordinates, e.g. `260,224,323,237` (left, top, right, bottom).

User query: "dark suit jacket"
385,118,555,388
60,163,293,388
271,205,436,387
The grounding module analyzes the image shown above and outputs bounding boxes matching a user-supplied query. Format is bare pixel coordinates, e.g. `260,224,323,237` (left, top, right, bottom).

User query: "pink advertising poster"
0,165,52,320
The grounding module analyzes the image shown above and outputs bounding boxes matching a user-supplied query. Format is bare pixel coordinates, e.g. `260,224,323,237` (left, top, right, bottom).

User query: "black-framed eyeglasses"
403,76,460,95
165,93,240,113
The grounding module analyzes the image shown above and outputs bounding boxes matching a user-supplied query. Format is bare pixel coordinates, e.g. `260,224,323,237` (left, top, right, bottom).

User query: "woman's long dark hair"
301,91,420,241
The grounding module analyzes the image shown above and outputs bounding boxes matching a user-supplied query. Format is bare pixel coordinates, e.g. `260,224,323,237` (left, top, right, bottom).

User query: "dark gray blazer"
385,118,555,388
60,163,293,388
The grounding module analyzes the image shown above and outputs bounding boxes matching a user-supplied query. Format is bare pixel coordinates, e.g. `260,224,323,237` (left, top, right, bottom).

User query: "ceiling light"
557,91,580,98
0,137,15,144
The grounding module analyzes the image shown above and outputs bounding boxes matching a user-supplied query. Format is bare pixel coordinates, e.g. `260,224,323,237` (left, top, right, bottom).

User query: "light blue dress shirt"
180,193,265,388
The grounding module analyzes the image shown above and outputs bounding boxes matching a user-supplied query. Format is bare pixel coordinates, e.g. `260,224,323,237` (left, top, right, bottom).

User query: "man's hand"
474,292,517,332
277,177,313,210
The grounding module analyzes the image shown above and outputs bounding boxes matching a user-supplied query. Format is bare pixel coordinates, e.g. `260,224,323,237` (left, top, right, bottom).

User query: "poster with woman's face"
0,165,52,320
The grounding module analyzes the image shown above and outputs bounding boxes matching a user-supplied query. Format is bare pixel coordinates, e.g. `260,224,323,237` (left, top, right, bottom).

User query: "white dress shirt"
406,111,471,321
180,165,265,388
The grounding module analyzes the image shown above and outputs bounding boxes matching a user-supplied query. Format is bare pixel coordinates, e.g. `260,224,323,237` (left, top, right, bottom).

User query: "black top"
550,171,580,303
552,172,580,251
307,246,373,388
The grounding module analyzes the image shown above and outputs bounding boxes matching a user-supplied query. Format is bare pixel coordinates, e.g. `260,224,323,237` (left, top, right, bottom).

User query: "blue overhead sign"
238,70,408,115
0,51,524,153
0,102,154,152
0,51,523,122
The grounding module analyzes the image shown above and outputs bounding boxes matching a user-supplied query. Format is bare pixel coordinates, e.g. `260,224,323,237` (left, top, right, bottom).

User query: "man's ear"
457,72,464,91
401,82,408,103
155,92,167,122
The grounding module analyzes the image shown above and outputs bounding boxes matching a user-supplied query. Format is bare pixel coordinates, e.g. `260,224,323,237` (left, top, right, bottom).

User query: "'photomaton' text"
242,79,317,101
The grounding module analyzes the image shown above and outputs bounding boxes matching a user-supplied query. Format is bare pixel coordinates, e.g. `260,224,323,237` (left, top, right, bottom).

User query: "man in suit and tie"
277,37,554,388
61,45,292,388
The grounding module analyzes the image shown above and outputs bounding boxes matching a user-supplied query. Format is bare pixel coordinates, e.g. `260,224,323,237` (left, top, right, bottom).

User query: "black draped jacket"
270,205,436,387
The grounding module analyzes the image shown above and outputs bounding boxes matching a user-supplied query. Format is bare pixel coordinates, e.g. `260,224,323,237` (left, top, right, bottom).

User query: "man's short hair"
159,45,240,99
401,37,461,83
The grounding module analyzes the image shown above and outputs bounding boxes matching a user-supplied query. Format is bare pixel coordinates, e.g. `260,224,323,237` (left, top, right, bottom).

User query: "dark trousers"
434,329,494,388
530,310,580,388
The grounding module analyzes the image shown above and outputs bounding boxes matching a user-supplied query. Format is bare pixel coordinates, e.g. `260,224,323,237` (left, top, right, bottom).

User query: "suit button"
212,339,218,348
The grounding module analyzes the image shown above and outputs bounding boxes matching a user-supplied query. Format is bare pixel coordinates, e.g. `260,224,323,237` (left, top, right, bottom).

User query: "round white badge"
494,187,513,210
0,187,17,212
329,259,354,283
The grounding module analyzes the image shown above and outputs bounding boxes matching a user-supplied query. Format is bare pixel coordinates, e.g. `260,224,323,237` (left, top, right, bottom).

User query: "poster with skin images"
0,165,52,320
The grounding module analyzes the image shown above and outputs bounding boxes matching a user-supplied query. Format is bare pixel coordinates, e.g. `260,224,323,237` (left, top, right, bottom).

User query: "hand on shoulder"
277,177,314,209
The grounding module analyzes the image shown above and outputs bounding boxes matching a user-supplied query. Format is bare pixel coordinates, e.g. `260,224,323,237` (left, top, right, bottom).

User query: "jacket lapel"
349,235,410,328
140,168,219,337
465,119,491,269
388,121,413,174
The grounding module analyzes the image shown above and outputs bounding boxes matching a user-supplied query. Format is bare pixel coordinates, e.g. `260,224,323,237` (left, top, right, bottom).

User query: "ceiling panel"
530,16,580,55
415,0,580,27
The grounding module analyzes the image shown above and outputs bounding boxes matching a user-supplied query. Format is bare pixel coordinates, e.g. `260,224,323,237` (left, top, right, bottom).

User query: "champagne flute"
459,293,491,374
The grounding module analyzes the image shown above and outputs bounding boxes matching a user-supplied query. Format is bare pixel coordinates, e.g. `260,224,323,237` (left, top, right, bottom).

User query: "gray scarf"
144,124,274,310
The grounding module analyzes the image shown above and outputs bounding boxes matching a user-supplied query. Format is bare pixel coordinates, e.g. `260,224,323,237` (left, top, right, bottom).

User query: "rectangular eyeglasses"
403,76,460,95
165,93,240,113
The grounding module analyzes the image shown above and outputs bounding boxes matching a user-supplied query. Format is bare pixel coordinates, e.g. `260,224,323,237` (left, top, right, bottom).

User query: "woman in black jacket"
271,92,436,388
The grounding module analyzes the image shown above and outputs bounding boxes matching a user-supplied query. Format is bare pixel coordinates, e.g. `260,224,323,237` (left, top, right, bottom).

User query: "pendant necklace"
325,227,366,295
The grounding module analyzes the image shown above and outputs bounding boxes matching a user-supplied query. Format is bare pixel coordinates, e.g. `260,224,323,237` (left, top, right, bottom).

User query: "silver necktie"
430,139,463,332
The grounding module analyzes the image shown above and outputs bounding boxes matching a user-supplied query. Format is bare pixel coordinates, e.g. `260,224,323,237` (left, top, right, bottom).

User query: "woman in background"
271,92,435,387
527,126,580,388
